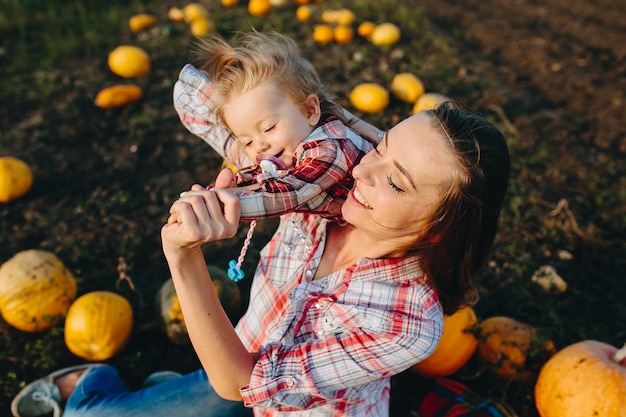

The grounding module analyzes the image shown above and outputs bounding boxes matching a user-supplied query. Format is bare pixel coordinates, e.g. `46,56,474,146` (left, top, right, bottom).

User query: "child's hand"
161,187,241,253
214,168,236,188
164,166,239,228
343,108,385,145
167,183,213,225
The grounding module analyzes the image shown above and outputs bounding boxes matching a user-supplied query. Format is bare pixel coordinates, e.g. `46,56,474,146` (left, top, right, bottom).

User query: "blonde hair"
194,31,345,124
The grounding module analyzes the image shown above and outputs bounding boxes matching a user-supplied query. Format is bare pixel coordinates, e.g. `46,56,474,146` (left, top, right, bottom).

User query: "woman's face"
342,112,456,249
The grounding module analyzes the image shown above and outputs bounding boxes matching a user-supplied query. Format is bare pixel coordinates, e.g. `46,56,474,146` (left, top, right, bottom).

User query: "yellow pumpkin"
94,85,143,109
370,22,401,46
269,0,288,7
535,340,626,417
321,8,355,25
349,83,389,114
475,316,555,379
411,307,478,377
0,157,33,203
107,45,151,79
128,13,157,32
335,9,356,26
64,291,133,361
248,0,272,17
296,5,313,22
0,250,77,332
357,21,376,39
412,92,451,114
312,24,334,45
183,3,209,23
167,7,185,22
390,73,425,104
333,25,354,45
190,18,214,38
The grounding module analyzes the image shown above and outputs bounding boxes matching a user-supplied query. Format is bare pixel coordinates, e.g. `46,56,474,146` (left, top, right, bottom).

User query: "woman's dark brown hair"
417,102,510,315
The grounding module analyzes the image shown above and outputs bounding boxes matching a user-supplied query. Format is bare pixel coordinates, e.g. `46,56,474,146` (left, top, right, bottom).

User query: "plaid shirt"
173,64,373,221
235,213,444,416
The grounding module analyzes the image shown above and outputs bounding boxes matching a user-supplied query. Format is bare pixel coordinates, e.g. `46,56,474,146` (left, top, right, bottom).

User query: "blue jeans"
64,365,253,417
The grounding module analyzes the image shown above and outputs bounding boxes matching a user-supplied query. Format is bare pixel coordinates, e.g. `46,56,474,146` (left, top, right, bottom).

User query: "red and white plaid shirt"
235,212,444,416
173,64,372,221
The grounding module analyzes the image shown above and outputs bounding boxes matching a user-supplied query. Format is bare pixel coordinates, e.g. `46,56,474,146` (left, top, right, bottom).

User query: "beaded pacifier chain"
227,154,288,282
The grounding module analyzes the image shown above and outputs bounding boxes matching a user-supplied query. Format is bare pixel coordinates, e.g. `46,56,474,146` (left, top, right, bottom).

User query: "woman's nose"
352,152,376,184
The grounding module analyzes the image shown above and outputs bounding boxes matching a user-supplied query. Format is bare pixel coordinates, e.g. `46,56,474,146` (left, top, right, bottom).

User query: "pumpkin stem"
612,343,626,364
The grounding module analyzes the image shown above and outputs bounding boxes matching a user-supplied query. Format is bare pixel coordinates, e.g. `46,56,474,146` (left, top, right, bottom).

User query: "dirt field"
418,0,626,153
401,1,626,415
1,0,624,416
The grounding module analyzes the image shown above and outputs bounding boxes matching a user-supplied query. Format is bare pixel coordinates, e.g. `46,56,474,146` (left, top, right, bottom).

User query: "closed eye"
264,124,277,134
388,175,405,193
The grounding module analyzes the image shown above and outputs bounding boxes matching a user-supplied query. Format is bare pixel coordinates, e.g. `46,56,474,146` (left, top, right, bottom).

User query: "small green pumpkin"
156,265,242,345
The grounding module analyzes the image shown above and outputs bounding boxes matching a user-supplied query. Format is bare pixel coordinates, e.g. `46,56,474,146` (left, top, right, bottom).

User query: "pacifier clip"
226,154,287,282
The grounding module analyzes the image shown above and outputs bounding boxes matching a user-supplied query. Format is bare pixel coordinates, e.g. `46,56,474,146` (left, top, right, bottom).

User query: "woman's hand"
161,185,241,254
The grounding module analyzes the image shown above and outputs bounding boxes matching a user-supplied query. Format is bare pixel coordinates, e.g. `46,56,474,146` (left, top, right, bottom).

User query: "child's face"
222,81,320,169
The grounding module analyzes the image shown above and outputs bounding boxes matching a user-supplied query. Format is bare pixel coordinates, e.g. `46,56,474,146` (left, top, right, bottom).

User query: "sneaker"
11,364,103,417
142,370,183,387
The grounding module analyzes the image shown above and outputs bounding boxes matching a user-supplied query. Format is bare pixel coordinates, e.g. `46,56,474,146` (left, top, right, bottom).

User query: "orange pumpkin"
94,85,143,109
475,316,555,379
535,340,626,417
0,157,33,203
128,13,157,32
411,307,478,377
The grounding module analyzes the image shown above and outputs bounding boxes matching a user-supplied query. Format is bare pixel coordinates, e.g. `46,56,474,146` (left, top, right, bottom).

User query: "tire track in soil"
417,0,626,152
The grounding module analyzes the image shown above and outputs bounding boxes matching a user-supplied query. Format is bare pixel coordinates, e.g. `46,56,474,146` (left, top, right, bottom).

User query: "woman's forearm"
165,248,255,400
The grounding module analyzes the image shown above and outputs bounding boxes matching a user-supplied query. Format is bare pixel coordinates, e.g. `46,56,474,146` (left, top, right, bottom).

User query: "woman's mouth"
351,188,372,209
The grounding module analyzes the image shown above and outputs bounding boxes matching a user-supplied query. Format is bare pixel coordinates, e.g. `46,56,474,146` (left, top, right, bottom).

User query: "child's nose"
256,141,270,153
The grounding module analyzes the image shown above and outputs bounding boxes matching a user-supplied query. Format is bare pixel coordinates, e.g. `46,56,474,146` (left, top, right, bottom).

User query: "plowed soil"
1,1,624,416
419,0,626,153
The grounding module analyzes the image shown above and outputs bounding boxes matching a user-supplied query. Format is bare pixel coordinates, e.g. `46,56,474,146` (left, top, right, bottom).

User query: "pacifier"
257,154,288,173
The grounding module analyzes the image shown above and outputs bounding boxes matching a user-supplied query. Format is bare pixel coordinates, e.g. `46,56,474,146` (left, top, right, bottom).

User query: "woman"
12,103,510,417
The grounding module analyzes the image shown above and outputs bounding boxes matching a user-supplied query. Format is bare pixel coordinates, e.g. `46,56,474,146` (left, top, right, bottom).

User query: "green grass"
1,1,624,416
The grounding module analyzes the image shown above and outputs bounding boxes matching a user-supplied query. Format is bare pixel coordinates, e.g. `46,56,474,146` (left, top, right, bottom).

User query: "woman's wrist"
162,242,204,266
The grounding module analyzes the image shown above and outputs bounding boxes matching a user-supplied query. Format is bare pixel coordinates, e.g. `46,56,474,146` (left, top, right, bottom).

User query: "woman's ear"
305,94,321,126
429,234,442,244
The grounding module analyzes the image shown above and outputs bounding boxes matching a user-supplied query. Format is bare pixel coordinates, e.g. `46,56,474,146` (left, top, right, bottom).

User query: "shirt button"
317,329,324,336
285,379,294,387
305,270,313,278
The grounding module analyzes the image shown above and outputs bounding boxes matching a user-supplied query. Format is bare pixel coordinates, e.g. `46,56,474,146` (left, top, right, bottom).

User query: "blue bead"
227,259,244,282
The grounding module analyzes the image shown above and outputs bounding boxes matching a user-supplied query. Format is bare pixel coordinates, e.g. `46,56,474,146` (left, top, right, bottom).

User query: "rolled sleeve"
237,139,353,220
173,63,252,168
